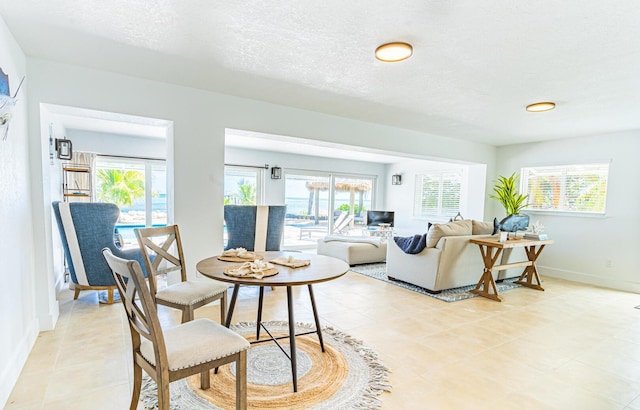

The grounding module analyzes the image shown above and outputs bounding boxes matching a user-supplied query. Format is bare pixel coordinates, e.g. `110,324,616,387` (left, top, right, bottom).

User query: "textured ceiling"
2,0,640,146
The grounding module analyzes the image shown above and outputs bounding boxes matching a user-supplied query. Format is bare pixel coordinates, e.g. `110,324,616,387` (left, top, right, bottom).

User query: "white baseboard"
540,266,640,294
0,318,39,409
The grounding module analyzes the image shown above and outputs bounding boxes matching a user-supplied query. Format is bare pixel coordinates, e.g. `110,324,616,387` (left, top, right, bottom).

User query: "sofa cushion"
472,220,494,235
426,220,472,248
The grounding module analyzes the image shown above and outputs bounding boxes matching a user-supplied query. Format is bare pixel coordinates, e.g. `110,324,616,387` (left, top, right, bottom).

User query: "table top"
196,251,350,286
470,237,554,249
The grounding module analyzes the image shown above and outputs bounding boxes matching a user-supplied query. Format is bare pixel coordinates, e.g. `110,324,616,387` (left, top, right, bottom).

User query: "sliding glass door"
283,172,330,247
283,171,376,248
332,176,373,233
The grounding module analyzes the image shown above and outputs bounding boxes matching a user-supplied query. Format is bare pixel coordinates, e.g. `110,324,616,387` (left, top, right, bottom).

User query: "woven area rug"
350,263,521,302
140,321,391,409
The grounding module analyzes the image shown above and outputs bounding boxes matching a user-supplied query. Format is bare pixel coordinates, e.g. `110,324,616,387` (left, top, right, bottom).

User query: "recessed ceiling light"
375,42,413,62
526,102,556,112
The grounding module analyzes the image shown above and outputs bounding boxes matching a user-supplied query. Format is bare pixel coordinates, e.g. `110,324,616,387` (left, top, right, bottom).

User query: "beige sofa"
386,220,524,292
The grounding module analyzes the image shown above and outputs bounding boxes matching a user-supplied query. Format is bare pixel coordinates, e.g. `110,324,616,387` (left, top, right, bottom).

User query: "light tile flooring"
6,271,640,409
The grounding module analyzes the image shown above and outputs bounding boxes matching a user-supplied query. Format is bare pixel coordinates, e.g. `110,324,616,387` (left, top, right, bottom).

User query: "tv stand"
363,224,393,240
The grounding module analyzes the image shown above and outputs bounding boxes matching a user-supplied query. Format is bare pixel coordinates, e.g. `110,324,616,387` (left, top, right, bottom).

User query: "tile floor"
5,271,640,409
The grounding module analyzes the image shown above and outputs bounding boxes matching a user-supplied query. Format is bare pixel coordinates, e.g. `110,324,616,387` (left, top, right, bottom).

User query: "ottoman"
316,236,387,265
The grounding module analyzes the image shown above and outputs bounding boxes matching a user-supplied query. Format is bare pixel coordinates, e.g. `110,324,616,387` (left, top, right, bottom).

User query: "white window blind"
414,170,462,218
521,163,609,214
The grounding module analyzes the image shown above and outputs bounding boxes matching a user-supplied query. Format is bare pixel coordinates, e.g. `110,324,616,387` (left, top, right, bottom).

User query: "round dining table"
196,251,349,392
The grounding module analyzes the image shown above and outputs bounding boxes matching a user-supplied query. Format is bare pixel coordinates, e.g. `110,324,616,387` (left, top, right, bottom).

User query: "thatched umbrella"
305,180,371,224
305,181,328,224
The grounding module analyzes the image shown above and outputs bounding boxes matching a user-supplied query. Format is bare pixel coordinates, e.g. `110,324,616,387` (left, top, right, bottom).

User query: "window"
521,163,609,214
224,166,262,205
95,156,167,245
414,170,462,219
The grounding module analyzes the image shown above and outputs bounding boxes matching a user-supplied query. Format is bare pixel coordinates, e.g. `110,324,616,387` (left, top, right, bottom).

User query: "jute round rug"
140,321,391,409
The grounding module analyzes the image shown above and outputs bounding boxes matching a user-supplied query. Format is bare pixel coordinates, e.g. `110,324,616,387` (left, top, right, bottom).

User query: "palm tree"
96,168,145,208
237,183,256,205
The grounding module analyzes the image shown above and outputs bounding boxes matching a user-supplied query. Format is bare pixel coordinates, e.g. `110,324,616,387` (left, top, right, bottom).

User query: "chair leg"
157,380,170,410
220,292,227,325
236,350,247,410
107,288,114,304
181,306,194,323
200,369,210,389
73,288,81,300
130,364,142,410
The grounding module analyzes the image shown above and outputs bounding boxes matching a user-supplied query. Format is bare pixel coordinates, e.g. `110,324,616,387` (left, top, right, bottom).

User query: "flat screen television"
366,210,394,227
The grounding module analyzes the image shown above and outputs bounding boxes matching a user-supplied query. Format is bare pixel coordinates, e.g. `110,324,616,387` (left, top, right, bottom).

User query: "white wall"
68,129,166,159
0,17,38,408
43,106,69,294
496,132,640,292
225,146,388,207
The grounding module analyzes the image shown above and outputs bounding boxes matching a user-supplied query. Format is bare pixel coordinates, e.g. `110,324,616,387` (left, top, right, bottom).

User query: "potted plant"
490,172,529,234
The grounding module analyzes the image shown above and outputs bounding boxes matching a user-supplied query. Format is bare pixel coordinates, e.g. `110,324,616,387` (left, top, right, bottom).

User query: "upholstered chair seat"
155,280,226,306
140,318,249,370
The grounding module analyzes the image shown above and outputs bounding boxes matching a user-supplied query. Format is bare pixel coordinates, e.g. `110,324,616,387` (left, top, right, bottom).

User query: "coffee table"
469,237,554,301
196,251,349,392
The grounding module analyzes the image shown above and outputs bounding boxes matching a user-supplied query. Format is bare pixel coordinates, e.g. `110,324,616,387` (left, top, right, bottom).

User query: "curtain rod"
97,154,164,161
225,163,270,170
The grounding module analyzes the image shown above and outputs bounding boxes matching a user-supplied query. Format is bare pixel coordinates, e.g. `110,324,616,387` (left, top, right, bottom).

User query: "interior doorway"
42,103,173,289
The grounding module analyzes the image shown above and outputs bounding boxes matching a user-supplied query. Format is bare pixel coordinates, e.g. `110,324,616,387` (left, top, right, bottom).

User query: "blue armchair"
52,201,146,304
224,205,286,251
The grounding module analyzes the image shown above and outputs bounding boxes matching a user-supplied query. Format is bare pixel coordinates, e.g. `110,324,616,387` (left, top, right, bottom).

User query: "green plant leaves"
490,172,528,215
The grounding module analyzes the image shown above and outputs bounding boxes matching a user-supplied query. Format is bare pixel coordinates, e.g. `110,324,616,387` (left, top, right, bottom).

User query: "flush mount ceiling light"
526,101,556,112
375,42,413,62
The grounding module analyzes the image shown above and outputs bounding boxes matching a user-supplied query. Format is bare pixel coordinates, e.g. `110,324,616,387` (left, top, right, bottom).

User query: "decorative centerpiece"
217,247,264,262
490,172,529,236
524,220,548,240
223,260,278,279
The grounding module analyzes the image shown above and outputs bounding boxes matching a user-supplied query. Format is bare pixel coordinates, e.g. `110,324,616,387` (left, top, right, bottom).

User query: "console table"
469,237,554,301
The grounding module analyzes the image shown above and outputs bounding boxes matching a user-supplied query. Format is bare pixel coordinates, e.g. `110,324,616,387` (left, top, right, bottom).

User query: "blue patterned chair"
52,201,146,304
224,205,287,251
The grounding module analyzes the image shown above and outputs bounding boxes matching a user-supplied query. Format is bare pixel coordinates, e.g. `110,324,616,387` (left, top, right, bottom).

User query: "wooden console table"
469,237,554,301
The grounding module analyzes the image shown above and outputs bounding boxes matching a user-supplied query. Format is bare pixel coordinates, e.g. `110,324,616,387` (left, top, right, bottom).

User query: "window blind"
414,170,462,218
522,163,609,214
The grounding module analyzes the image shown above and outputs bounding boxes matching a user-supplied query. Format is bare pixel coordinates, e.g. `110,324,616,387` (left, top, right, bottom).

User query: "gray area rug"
350,263,520,302
139,321,391,409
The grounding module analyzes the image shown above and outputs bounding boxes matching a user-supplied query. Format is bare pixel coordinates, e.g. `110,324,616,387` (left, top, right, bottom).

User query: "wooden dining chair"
135,225,228,323
102,248,249,410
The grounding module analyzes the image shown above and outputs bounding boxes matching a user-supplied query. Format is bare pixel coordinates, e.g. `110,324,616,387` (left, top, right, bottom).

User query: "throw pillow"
393,234,427,254
472,220,494,235
426,219,472,248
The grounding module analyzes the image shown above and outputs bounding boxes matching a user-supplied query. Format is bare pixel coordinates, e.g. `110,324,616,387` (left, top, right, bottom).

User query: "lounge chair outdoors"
298,211,354,238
